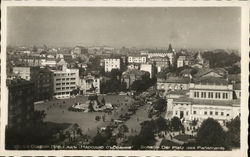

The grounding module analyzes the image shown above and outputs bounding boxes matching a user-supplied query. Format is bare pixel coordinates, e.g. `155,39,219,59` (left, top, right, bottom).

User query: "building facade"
157,77,190,92
128,55,147,64
12,67,54,101
177,56,189,68
121,69,150,89
149,56,170,72
140,63,154,78
166,78,240,125
104,58,121,72
52,65,80,99
7,78,35,128
79,73,100,95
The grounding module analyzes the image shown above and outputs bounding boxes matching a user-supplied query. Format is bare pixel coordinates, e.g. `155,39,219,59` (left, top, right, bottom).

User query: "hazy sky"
7,7,241,49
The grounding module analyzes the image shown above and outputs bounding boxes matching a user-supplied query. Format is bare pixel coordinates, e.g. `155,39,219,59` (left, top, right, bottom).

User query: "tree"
32,110,46,124
153,98,167,113
196,118,227,147
171,117,183,131
132,120,156,150
226,116,240,147
110,69,121,80
118,124,129,138
155,117,169,132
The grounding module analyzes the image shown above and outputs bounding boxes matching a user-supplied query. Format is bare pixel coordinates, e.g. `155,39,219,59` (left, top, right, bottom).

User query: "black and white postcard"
1,1,249,157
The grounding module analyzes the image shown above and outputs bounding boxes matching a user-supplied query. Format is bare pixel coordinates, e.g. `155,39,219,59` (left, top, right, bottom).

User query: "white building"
128,55,147,64
52,65,79,99
104,58,121,72
177,56,189,68
166,77,240,125
140,63,154,78
79,73,100,95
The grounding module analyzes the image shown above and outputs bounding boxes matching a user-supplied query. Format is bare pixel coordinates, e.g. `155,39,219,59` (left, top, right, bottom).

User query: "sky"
7,7,241,50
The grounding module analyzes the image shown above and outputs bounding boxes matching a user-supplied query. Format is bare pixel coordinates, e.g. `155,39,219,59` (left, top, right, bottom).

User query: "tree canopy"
196,118,227,147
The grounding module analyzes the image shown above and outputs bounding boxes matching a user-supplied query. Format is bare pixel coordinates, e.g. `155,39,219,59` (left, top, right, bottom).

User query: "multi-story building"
79,73,100,95
13,66,37,80
7,78,35,128
166,77,240,125
149,56,170,72
52,65,80,99
128,55,147,64
34,68,54,101
12,66,54,101
147,44,175,65
104,58,121,72
19,56,41,67
121,69,150,89
177,56,189,68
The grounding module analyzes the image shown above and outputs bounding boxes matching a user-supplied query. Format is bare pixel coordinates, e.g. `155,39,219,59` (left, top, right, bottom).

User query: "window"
176,111,178,115
221,112,224,116
215,112,218,115
186,111,189,116
211,92,213,98
71,78,76,80
193,111,197,114
204,111,207,115
210,111,213,115
226,114,230,117
56,79,61,81
204,92,206,98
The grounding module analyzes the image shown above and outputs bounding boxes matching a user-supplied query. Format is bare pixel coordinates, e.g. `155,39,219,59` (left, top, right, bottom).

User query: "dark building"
7,78,35,128
32,67,54,101
12,66,54,101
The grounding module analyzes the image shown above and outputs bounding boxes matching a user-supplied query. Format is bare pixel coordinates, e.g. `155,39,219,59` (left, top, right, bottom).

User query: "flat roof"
173,97,240,107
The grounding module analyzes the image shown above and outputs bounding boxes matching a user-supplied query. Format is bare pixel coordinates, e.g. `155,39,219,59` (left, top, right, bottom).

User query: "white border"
1,1,249,156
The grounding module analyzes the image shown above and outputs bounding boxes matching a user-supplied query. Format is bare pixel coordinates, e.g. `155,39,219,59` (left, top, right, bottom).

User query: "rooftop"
122,69,148,76
233,83,241,90
194,68,227,78
193,77,229,85
173,97,240,107
159,77,190,84
7,78,34,87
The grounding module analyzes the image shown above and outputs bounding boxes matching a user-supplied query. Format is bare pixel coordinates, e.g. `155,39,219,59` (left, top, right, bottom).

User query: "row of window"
56,78,76,81
193,110,230,116
55,92,70,95
54,73,75,77
55,86,75,90
194,91,229,99
56,82,75,85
